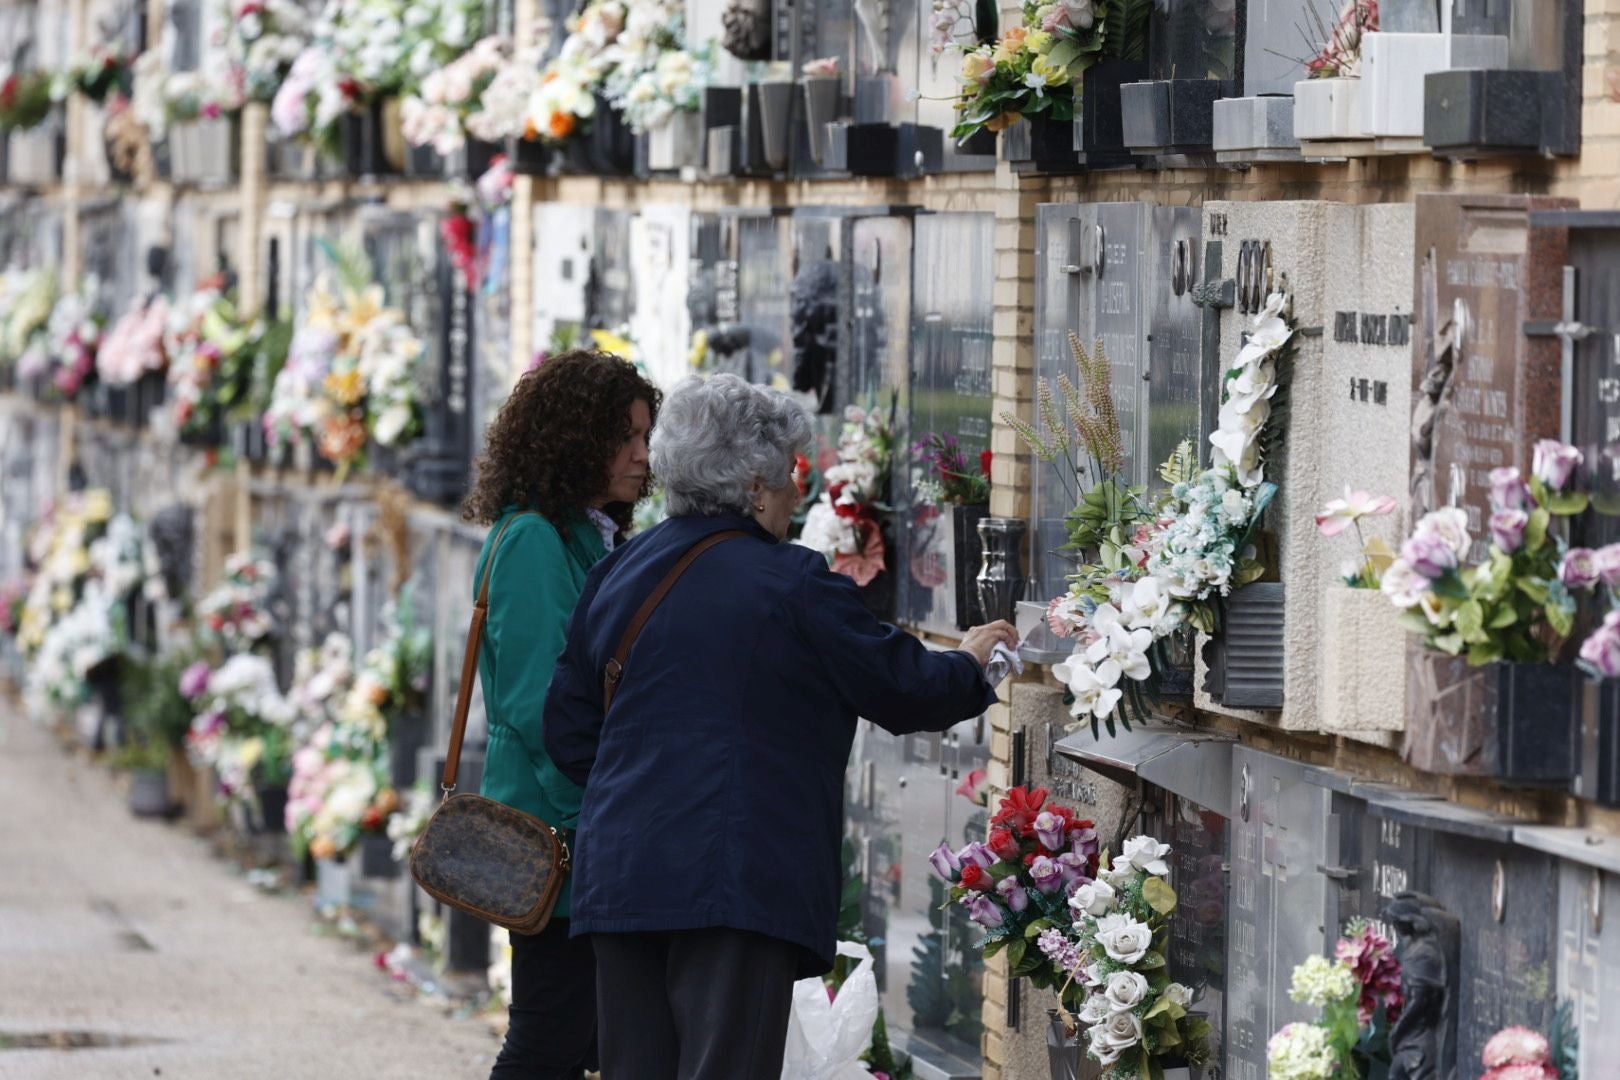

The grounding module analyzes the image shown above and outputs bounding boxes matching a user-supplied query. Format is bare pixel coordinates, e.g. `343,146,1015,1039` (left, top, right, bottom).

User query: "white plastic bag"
779,940,880,1080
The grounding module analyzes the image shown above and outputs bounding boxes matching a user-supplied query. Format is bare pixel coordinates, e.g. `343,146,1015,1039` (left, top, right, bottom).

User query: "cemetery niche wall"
1405,193,1578,782
1120,0,1239,165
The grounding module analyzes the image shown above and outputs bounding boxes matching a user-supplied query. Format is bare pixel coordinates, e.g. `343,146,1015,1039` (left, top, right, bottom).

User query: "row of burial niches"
1020,194,1620,807
989,0,1583,174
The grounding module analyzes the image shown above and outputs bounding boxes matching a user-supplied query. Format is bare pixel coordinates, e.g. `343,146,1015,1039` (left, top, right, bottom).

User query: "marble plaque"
1145,205,1211,491
1242,0,1317,96
841,214,912,414
1030,204,1090,600
1225,747,1331,1080
899,212,994,638
628,205,693,391
1556,861,1620,1077
586,208,635,334
1148,0,1238,80
734,210,793,387
1405,194,1573,775
78,199,135,316
474,204,514,438
531,202,595,350
1556,215,1620,550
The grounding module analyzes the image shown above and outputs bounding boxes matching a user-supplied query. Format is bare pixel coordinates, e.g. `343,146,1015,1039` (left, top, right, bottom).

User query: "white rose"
1068,879,1117,918
1415,506,1472,558
1098,855,1137,890
1093,913,1154,964
1103,970,1149,1012
1089,1009,1144,1065
1077,993,1111,1024
1164,982,1193,1008
1121,835,1172,876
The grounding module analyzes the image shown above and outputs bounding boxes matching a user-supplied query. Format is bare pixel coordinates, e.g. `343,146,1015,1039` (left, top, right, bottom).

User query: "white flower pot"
1293,77,1366,142
1320,587,1408,735
1359,31,1508,137
8,125,60,185
646,110,703,172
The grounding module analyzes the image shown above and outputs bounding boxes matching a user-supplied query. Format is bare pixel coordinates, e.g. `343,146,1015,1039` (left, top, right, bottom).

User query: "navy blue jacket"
543,512,998,976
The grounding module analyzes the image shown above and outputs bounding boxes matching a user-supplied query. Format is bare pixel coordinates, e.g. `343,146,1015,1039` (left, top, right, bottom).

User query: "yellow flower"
51,587,72,612
82,490,112,524
305,282,342,331
69,550,89,576
338,285,388,342
591,328,635,360
960,50,996,88
1032,54,1069,87
687,330,710,368
324,369,366,407
1025,30,1054,54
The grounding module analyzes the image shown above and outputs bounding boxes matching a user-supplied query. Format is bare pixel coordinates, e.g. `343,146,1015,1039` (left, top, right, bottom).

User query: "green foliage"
0,72,55,132
121,652,199,752
1104,0,1152,62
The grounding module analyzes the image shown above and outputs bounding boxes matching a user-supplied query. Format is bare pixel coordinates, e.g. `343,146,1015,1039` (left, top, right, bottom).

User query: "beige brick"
1584,101,1620,137
982,1028,1006,1067
993,309,1035,337
994,369,1033,401
996,248,1037,279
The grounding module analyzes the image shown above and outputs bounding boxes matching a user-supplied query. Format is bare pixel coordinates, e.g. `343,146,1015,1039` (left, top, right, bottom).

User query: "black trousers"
593,927,801,1080
490,917,598,1080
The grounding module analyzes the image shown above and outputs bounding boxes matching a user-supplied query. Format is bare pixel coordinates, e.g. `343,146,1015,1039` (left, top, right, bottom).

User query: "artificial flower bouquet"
16,490,117,658
796,402,895,587
1382,441,1615,670
1477,1017,1576,1080
1012,294,1297,737
401,35,510,154
0,266,57,375
1266,921,1403,1080
38,277,105,401
1304,0,1378,80
196,552,279,655
166,285,264,442
913,431,992,506
263,244,427,472
0,70,56,131
949,23,1078,141
97,295,170,388
928,787,1208,1077
217,0,314,104
1316,487,1397,588
181,651,297,805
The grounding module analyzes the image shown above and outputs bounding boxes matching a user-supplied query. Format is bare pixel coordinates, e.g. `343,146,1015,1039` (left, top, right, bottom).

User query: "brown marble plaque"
1405,193,1574,776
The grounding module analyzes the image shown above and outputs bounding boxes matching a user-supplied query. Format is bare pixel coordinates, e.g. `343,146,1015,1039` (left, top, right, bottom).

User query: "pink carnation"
1482,1026,1551,1069
1480,1066,1558,1080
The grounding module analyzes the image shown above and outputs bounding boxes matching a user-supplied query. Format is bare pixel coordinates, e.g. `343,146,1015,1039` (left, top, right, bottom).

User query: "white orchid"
1053,656,1123,721
1085,622,1153,681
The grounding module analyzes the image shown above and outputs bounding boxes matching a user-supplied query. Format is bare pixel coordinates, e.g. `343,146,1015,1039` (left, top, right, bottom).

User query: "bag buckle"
441,782,457,797
603,658,623,684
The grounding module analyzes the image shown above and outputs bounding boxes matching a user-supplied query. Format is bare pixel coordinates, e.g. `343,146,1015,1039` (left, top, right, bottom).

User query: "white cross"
1524,265,1592,442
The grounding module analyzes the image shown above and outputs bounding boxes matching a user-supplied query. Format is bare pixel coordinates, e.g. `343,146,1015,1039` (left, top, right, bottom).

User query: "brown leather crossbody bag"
409,516,745,934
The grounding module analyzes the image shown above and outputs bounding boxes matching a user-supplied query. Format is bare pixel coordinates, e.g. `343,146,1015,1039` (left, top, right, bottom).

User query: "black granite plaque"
585,208,634,333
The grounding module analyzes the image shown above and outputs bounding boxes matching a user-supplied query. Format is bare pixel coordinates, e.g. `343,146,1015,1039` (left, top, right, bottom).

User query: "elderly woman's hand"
959,621,1019,670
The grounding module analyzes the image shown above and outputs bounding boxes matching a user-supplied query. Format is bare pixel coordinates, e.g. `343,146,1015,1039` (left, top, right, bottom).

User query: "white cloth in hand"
984,641,1024,689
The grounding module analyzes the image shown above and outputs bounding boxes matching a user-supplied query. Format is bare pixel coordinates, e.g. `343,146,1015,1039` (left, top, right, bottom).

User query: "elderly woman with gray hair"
543,374,1015,1077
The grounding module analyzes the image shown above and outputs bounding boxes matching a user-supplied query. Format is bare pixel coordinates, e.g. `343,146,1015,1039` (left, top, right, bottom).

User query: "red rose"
991,786,1049,836
988,828,1020,860
958,864,990,891
980,449,993,478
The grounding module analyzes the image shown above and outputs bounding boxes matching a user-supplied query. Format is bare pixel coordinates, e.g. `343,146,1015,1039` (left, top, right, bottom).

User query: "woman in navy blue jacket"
543,374,1017,1078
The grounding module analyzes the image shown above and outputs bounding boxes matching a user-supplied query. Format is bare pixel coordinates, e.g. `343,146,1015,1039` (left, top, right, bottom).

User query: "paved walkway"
0,709,498,1079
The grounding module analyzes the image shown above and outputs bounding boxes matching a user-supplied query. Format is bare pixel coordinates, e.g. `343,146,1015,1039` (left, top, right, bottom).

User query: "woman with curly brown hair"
461,348,660,1080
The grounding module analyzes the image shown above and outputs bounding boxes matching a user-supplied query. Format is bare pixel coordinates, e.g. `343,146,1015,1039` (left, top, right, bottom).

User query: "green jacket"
474,507,607,918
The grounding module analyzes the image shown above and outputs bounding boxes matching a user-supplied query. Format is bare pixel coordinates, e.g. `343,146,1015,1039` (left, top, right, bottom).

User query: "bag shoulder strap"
441,510,539,793
602,529,748,712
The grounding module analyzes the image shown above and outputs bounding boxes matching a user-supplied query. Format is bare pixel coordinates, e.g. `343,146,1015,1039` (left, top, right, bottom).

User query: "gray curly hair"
651,374,813,517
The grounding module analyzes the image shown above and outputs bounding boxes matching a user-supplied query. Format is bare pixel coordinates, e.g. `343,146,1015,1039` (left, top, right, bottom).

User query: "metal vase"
975,517,1027,626
756,81,795,170
128,769,171,818
802,77,840,165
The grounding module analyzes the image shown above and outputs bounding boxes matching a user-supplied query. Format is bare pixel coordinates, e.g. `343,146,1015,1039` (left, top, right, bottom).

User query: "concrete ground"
0,710,500,1079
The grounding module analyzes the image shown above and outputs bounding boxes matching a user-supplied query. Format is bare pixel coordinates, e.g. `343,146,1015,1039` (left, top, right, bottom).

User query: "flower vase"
403,140,443,178
463,137,500,178
1293,77,1366,143
1321,587,1407,736
976,517,1028,625
254,783,289,835
128,768,170,818
755,81,794,170
857,513,898,622
1046,1010,1083,1080
646,111,704,172
134,369,166,428
360,833,399,879
314,856,352,911
585,96,637,175
801,76,840,165
506,136,550,175
1000,114,1077,171
948,503,989,630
